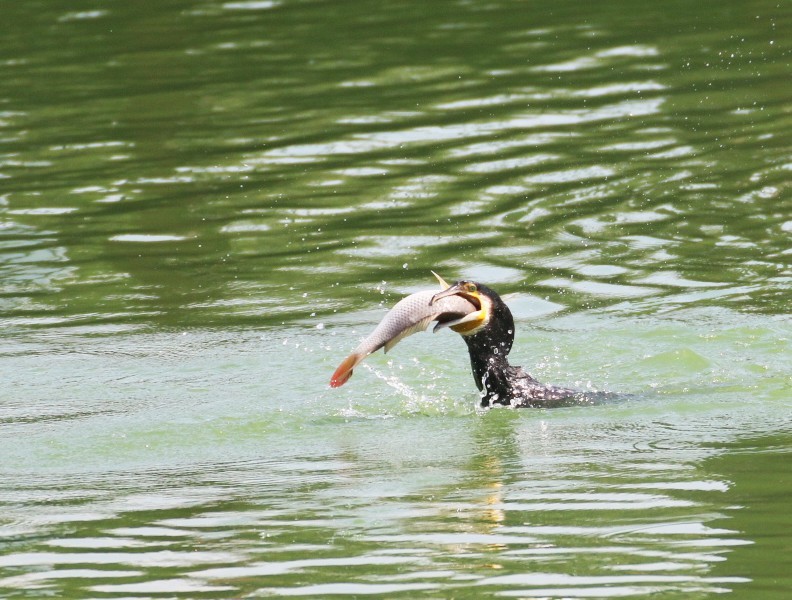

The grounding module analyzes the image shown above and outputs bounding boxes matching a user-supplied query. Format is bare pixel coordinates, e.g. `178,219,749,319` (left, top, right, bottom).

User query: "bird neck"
463,329,516,407
459,286,518,407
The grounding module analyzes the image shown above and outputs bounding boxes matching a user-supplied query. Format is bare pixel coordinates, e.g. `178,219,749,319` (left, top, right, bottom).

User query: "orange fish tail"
330,353,360,388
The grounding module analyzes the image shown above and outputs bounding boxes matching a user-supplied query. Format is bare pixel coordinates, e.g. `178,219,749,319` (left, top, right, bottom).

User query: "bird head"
430,279,515,356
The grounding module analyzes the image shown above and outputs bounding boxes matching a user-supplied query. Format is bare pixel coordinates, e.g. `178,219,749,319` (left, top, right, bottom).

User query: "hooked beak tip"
430,284,460,306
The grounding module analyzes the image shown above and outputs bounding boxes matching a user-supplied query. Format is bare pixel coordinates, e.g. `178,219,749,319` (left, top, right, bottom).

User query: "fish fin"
383,316,434,353
330,353,362,388
431,270,451,290
433,311,481,333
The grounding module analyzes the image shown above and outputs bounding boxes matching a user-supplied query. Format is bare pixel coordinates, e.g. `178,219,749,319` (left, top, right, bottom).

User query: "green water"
1,0,790,597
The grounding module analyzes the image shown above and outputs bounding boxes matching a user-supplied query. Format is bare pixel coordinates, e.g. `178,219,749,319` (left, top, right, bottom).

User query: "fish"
329,274,477,388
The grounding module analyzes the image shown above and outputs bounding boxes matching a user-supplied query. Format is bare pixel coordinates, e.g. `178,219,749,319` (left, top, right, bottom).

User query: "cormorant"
431,280,580,408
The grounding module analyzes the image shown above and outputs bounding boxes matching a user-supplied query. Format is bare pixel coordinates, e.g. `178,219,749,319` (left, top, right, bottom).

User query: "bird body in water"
331,273,586,408
430,280,578,408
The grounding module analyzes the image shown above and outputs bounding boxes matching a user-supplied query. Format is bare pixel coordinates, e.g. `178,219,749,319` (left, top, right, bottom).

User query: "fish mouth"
430,280,492,336
430,283,482,310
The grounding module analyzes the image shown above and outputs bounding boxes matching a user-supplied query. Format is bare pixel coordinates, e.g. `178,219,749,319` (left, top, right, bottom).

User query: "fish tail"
329,353,361,387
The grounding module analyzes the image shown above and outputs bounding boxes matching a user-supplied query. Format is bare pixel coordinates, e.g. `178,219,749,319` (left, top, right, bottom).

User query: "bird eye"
465,283,477,293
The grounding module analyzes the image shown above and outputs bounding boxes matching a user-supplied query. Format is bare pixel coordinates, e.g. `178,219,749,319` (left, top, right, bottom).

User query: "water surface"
1,0,790,598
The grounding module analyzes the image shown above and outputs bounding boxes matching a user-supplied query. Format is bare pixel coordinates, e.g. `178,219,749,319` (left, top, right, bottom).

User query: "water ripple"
1,1,790,597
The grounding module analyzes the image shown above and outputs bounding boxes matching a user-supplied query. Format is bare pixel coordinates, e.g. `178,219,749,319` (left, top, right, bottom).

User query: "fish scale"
330,289,477,387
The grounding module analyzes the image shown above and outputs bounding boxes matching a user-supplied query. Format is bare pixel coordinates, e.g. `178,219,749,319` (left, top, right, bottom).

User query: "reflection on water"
1,0,790,597
1,320,789,597
0,415,764,597
0,407,766,597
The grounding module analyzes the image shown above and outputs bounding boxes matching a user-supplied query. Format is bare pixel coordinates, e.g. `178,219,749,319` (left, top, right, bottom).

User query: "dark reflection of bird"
431,280,578,408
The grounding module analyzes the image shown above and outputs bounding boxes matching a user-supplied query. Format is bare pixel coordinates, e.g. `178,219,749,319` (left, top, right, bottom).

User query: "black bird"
430,280,579,408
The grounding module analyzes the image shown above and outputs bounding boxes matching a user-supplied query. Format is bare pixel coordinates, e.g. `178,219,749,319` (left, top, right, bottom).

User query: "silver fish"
329,277,476,388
